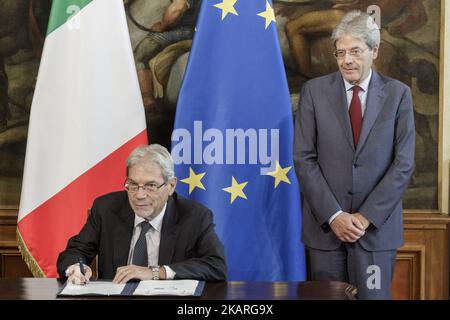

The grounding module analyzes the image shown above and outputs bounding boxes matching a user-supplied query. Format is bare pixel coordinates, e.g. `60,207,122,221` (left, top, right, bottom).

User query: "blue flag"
172,0,306,281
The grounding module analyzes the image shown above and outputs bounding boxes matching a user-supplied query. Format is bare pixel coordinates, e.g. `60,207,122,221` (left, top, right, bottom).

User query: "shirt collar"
344,68,372,92
134,202,167,233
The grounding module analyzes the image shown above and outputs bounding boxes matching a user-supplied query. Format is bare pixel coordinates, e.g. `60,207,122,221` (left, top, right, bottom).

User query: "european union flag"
172,0,306,281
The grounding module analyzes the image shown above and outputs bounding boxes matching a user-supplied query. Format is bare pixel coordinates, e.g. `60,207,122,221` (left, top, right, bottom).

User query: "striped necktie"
132,221,152,267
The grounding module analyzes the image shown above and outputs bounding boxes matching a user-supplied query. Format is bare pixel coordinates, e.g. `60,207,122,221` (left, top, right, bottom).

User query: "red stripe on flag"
17,130,148,277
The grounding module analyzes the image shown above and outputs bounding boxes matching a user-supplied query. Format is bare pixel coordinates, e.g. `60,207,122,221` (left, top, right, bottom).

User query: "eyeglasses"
124,180,166,193
334,47,370,59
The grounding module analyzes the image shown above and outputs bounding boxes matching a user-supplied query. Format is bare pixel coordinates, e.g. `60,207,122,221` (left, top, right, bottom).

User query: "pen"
78,257,85,276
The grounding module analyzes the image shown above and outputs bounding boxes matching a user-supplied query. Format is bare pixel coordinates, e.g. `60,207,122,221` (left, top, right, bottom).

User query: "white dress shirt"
128,202,176,279
343,68,372,116
328,69,373,225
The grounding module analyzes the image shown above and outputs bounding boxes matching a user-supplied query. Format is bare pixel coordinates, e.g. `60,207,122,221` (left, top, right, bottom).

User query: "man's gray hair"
331,10,380,49
126,144,174,181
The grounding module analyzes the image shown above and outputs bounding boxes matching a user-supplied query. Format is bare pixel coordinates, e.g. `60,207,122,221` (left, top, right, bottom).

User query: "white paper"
60,281,126,296
133,280,200,296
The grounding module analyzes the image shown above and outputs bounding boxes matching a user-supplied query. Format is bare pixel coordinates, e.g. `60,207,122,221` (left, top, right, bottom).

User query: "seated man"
57,144,227,284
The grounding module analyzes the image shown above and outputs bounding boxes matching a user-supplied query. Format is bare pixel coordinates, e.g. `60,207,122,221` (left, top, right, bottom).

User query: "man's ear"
372,45,379,60
168,177,177,196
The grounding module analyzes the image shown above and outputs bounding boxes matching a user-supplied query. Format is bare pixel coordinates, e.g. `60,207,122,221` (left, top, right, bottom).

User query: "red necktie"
349,86,362,146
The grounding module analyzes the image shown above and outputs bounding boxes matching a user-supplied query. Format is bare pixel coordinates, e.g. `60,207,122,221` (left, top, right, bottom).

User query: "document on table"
59,281,125,296
57,279,204,296
133,280,203,296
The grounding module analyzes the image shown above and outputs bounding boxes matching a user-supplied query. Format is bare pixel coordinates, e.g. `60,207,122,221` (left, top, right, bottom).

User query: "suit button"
353,164,358,168
348,191,353,195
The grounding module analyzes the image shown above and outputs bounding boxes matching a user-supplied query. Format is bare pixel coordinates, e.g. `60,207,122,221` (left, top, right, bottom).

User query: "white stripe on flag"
18,0,146,220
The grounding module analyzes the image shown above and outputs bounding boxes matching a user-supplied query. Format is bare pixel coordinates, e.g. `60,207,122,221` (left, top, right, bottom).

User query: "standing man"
57,144,226,284
294,11,415,299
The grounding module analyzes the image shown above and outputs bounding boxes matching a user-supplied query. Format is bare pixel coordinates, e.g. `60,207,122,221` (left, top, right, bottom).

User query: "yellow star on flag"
180,167,206,194
257,1,276,29
214,0,238,20
222,176,248,204
266,161,292,188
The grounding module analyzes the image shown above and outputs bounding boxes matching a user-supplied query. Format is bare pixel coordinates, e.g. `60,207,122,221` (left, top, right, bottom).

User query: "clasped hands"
330,212,370,243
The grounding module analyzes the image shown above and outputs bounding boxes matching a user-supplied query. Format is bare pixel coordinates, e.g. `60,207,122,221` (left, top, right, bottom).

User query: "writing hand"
66,263,92,285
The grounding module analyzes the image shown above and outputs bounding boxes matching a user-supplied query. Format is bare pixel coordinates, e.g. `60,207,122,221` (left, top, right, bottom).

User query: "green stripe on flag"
46,0,93,35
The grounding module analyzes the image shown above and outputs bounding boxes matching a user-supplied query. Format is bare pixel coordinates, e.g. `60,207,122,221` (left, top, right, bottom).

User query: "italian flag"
17,0,147,277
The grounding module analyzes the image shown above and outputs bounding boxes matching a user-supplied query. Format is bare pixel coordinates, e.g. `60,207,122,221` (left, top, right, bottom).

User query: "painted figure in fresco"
0,0,28,129
409,58,439,196
125,0,201,108
0,0,50,129
0,0,51,206
285,0,427,78
0,61,7,128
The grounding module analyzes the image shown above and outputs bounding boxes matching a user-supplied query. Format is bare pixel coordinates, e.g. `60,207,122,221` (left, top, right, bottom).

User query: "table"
0,278,356,300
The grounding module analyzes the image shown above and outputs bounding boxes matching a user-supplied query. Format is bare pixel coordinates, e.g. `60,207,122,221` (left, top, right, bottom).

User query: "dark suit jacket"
57,192,227,280
294,71,415,251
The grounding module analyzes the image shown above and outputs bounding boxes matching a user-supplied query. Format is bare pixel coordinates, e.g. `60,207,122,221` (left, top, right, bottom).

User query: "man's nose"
343,53,354,64
135,188,147,198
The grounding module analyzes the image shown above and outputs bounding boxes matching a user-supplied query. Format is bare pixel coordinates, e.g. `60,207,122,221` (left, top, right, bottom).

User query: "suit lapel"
325,72,355,151
158,195,180,265
113,199,134,269
356,71,386,155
